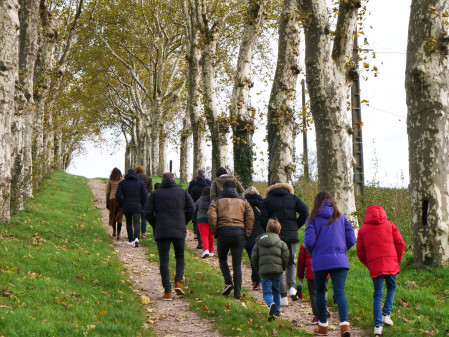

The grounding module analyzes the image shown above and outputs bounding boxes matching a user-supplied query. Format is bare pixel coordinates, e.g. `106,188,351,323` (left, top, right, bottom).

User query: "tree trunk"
299,0,358,217
17,0,40,202
158,119,168,175
150,103,161,176
405,0,449,266
180,112,193,184
201,36,229,175
231,0,266,188
33,0,56,182
267,0,300,185
187,37,207,175
0,0,19,223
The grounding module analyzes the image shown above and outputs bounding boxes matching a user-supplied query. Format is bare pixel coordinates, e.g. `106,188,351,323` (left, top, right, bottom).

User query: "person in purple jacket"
304,191,356,337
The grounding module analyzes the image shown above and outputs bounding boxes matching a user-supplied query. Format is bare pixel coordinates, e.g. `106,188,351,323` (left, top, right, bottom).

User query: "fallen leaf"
141,295,150,305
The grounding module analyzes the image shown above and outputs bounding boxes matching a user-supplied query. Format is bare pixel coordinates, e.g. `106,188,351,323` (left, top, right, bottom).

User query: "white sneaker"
209,253,214,257
382,315,394,326
202,250,210,258
280,297,288,306
289,287,298,300
126,241,134,246
134,238,139,248
374,326,383,335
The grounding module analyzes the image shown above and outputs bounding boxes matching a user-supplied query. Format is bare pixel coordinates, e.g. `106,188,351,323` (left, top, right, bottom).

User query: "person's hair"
202,186,211,196
244,186,259,197
135,165,144,173
154,183,161,190
271,180,282,185
127,168,136,175
267,219,281,234
223,180,236,189
110,167,122,181
162,172,174,180
216,167,228,177
306,191,341,226
196,169,206,179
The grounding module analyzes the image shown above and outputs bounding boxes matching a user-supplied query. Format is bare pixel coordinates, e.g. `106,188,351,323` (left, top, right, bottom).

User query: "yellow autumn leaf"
141,295,150,305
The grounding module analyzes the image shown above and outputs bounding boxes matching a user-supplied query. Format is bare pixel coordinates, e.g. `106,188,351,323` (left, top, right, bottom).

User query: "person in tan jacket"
208,180,254,300
209,167,245,200
106,167,124,239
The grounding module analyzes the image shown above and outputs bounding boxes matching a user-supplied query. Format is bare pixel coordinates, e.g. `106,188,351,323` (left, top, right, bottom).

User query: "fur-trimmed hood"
264,183,294,197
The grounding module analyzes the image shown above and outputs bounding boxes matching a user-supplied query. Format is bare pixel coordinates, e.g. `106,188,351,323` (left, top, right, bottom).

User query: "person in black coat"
261,181,309,305
144,172,195,300
243,187,264,290
116,169,148,247
188,170,211,249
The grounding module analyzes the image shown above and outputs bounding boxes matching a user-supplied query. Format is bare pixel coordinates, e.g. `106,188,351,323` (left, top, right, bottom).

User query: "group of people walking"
107,166,405,337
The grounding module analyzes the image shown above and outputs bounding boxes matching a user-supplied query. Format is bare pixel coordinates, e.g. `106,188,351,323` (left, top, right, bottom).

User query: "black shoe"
222,284,233,296
196,244,203,249
235,296,241,301
268,302,276,320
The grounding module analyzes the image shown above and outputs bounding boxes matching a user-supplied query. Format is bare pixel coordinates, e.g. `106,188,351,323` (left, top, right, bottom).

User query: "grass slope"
0,172,152,337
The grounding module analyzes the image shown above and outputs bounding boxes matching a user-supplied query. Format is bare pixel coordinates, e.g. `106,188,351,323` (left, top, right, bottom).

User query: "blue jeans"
314,268,348,323
125,213,141,242
245,246,261,285
140,212,147,234
372,274,397,326
261,276,281,315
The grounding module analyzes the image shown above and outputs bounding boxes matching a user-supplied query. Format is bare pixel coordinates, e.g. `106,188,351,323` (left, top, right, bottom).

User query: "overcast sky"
68,0,412,187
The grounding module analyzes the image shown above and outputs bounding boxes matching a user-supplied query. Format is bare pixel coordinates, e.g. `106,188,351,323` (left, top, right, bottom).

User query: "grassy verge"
0,171,153,337
141,233,309,337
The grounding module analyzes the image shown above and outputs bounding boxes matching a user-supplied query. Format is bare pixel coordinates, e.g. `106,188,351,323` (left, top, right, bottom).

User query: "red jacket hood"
364,205,387,225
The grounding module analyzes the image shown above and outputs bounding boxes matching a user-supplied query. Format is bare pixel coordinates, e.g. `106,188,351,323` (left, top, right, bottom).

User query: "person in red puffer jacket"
356,205,405,336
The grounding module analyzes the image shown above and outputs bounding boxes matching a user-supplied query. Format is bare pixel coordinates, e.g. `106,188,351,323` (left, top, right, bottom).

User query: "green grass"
140,233,308,337
0,171,153,337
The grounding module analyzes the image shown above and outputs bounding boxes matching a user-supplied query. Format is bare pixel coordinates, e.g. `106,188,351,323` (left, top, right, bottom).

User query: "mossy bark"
406,0,449,266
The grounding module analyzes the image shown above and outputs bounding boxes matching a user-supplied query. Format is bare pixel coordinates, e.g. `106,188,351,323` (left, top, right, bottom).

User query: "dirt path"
88,179,222,337
185,233,369,337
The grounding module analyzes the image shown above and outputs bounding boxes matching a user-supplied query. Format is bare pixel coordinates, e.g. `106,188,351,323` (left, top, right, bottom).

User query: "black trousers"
156,238,185,292
125,213,141,242
217,235,246,299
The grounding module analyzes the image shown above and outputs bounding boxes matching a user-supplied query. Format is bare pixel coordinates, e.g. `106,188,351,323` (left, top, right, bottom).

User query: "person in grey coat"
194,186,214,258
252,219,289,321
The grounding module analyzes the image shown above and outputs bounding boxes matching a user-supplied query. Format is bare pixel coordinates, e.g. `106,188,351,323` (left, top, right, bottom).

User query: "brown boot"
174,281,184,296
340,323,351,337
116,222,122,240
162,291,172,301
314,323,328,336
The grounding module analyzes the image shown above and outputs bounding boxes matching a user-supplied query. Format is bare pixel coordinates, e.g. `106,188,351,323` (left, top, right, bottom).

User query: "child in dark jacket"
194,187,213,258
252,219,289,321
357,205,405,336
297,243,330,325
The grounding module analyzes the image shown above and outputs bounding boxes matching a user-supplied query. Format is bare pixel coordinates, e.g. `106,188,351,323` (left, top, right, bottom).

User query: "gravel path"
88,179,222,337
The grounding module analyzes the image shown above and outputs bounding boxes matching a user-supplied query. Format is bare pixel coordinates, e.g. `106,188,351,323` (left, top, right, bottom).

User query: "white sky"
68,0,411,187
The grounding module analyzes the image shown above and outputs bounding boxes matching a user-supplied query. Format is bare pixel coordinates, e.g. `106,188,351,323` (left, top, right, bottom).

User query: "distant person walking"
243,186,264,289
106,167,124,240
304,191,356,337
251,219,289,321
194,186,213,258
210,167,245,200
135,166,153,238
188,169,211,200
208,180,254,300
356,205,405,336
144,172,195,300
188,169,211,249
262,181,309,306
116,169,148,248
